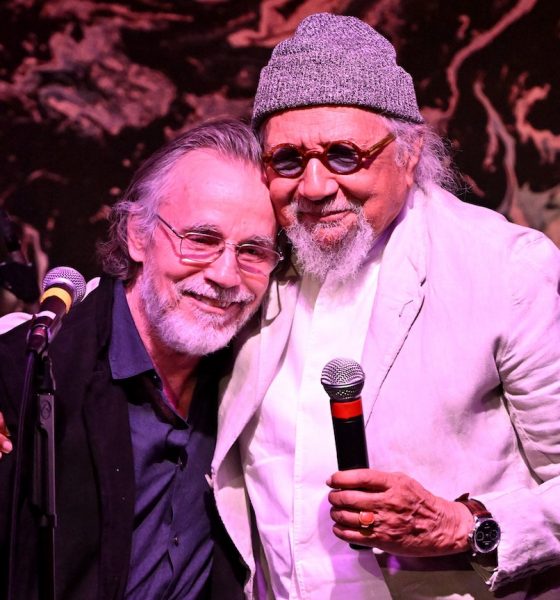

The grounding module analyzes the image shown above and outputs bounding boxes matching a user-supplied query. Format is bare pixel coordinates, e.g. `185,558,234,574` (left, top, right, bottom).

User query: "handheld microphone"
321,358,369,471
26,266,87,355
322,358,370,550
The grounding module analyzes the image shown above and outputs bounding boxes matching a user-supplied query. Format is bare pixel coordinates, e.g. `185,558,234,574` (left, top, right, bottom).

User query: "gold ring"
358,510,375,529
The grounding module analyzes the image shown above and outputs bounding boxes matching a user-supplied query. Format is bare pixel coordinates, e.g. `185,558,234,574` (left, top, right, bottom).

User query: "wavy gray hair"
98,118,263,281
379,115,459,193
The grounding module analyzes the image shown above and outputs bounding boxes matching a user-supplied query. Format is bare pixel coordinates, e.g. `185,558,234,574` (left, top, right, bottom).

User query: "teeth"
187,291,230,308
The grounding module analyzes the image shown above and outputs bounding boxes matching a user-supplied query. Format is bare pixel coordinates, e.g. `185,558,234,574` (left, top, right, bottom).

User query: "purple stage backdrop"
0,0,558,279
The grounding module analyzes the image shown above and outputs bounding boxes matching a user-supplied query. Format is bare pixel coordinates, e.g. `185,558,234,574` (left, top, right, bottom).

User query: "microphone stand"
8,346,57,600
32,352,57,600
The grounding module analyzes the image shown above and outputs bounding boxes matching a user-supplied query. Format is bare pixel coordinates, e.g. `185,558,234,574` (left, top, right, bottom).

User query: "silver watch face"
473,517,501,553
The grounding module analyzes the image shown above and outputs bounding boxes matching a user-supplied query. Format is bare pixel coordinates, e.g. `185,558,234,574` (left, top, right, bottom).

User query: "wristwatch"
456,493,501,555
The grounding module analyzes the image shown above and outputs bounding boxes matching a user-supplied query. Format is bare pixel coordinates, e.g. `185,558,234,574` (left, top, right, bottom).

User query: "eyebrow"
243,235,276,248
184,223,221,235
185,223,276,248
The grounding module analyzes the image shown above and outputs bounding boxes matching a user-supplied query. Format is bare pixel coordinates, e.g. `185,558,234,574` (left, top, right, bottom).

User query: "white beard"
139,258,257,356
285,201,375,284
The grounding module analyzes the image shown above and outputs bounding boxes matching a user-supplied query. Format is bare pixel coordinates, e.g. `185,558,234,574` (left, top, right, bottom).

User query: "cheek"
269,179,297,227
361,176,408,230
147,255,200,298
151,243,198,280
247,276,270,306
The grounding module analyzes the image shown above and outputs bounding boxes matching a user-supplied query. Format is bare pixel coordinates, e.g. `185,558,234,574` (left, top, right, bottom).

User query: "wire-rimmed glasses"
156,215,283,275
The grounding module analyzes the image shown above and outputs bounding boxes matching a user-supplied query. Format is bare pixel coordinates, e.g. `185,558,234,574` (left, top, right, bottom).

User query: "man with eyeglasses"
212,13,560,600
0,119,280,599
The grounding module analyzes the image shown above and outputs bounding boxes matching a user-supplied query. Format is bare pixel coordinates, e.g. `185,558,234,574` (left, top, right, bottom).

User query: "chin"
287,210,376,283
310,225,354,249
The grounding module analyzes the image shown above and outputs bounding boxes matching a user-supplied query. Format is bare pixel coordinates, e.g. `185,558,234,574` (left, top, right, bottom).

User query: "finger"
0,414,13,457
0,412,10,436
0,436,13,457
328,487,380,511
330,507,357,528
330,507,377,532
332,523,376,544
327,468,392,491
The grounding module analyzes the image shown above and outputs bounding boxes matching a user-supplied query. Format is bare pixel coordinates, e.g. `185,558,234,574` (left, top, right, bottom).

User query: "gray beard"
139,259,256,357
285,210,376,284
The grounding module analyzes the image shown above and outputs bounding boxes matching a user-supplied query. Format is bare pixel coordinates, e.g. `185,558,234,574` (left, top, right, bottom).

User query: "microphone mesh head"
321,358,365,400
42,266,87,304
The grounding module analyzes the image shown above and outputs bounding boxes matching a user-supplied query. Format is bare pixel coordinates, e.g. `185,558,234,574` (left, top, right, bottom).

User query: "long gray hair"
98,118,263,281
379,115,459,193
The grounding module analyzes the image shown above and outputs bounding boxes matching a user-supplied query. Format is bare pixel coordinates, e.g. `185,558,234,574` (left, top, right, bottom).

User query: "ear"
404,135,423,186
127,216,146,263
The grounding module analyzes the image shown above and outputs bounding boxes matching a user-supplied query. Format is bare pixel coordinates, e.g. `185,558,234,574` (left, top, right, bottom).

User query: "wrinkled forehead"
162,149,277,237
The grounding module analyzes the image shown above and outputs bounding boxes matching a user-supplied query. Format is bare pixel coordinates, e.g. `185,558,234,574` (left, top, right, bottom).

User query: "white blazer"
213,185,560,599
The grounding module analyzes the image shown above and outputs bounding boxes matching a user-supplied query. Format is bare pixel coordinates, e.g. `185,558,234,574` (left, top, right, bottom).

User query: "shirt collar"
109,280,154,380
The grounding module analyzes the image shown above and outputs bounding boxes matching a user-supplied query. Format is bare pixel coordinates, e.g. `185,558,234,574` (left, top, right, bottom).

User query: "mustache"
292,197,361,216
176,279,255,305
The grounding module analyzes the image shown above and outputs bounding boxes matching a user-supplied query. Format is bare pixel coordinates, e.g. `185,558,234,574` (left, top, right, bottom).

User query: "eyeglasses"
262,133,396,178
156,215,283,275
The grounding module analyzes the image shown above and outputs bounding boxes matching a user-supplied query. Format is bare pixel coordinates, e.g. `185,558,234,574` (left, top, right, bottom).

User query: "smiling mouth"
299,209,354,225
182,290,239,310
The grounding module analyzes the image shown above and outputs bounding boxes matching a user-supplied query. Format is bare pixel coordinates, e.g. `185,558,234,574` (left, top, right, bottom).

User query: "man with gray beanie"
212,12,560,600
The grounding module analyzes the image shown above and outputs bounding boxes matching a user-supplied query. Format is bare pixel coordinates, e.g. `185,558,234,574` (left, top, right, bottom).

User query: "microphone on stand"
26,266,87,355
321,358,369,470
8,266,86,600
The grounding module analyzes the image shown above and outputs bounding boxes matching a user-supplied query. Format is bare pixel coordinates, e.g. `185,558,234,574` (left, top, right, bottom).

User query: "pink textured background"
0,0,558,279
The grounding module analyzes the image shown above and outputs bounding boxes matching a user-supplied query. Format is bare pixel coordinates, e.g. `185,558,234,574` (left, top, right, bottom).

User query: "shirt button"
172,536,179,546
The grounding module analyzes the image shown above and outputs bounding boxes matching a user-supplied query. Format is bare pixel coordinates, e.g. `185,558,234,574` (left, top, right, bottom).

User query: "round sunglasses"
262,133,395,178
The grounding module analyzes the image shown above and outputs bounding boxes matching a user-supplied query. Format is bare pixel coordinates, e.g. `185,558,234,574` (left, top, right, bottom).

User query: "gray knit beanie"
251,12,423,128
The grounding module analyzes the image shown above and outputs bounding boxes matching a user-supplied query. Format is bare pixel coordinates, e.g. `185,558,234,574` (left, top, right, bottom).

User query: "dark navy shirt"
109,282,221,599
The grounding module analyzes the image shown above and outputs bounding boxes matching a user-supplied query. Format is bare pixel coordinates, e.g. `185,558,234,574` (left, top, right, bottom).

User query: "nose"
297,158,339,202
203,245,242,289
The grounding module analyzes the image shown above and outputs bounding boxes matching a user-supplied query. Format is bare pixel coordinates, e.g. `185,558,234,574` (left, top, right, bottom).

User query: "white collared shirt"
240,251,392,599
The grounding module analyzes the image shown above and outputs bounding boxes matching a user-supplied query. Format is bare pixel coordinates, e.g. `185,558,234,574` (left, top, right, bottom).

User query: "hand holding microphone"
323,358,473,557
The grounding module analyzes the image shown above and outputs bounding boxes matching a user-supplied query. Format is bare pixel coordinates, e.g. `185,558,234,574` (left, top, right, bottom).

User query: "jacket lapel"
214,273,301,468
361,188,428,422
83,370,135,600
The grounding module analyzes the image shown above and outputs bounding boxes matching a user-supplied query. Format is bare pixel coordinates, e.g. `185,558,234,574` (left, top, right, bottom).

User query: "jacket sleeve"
478,231,560,590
